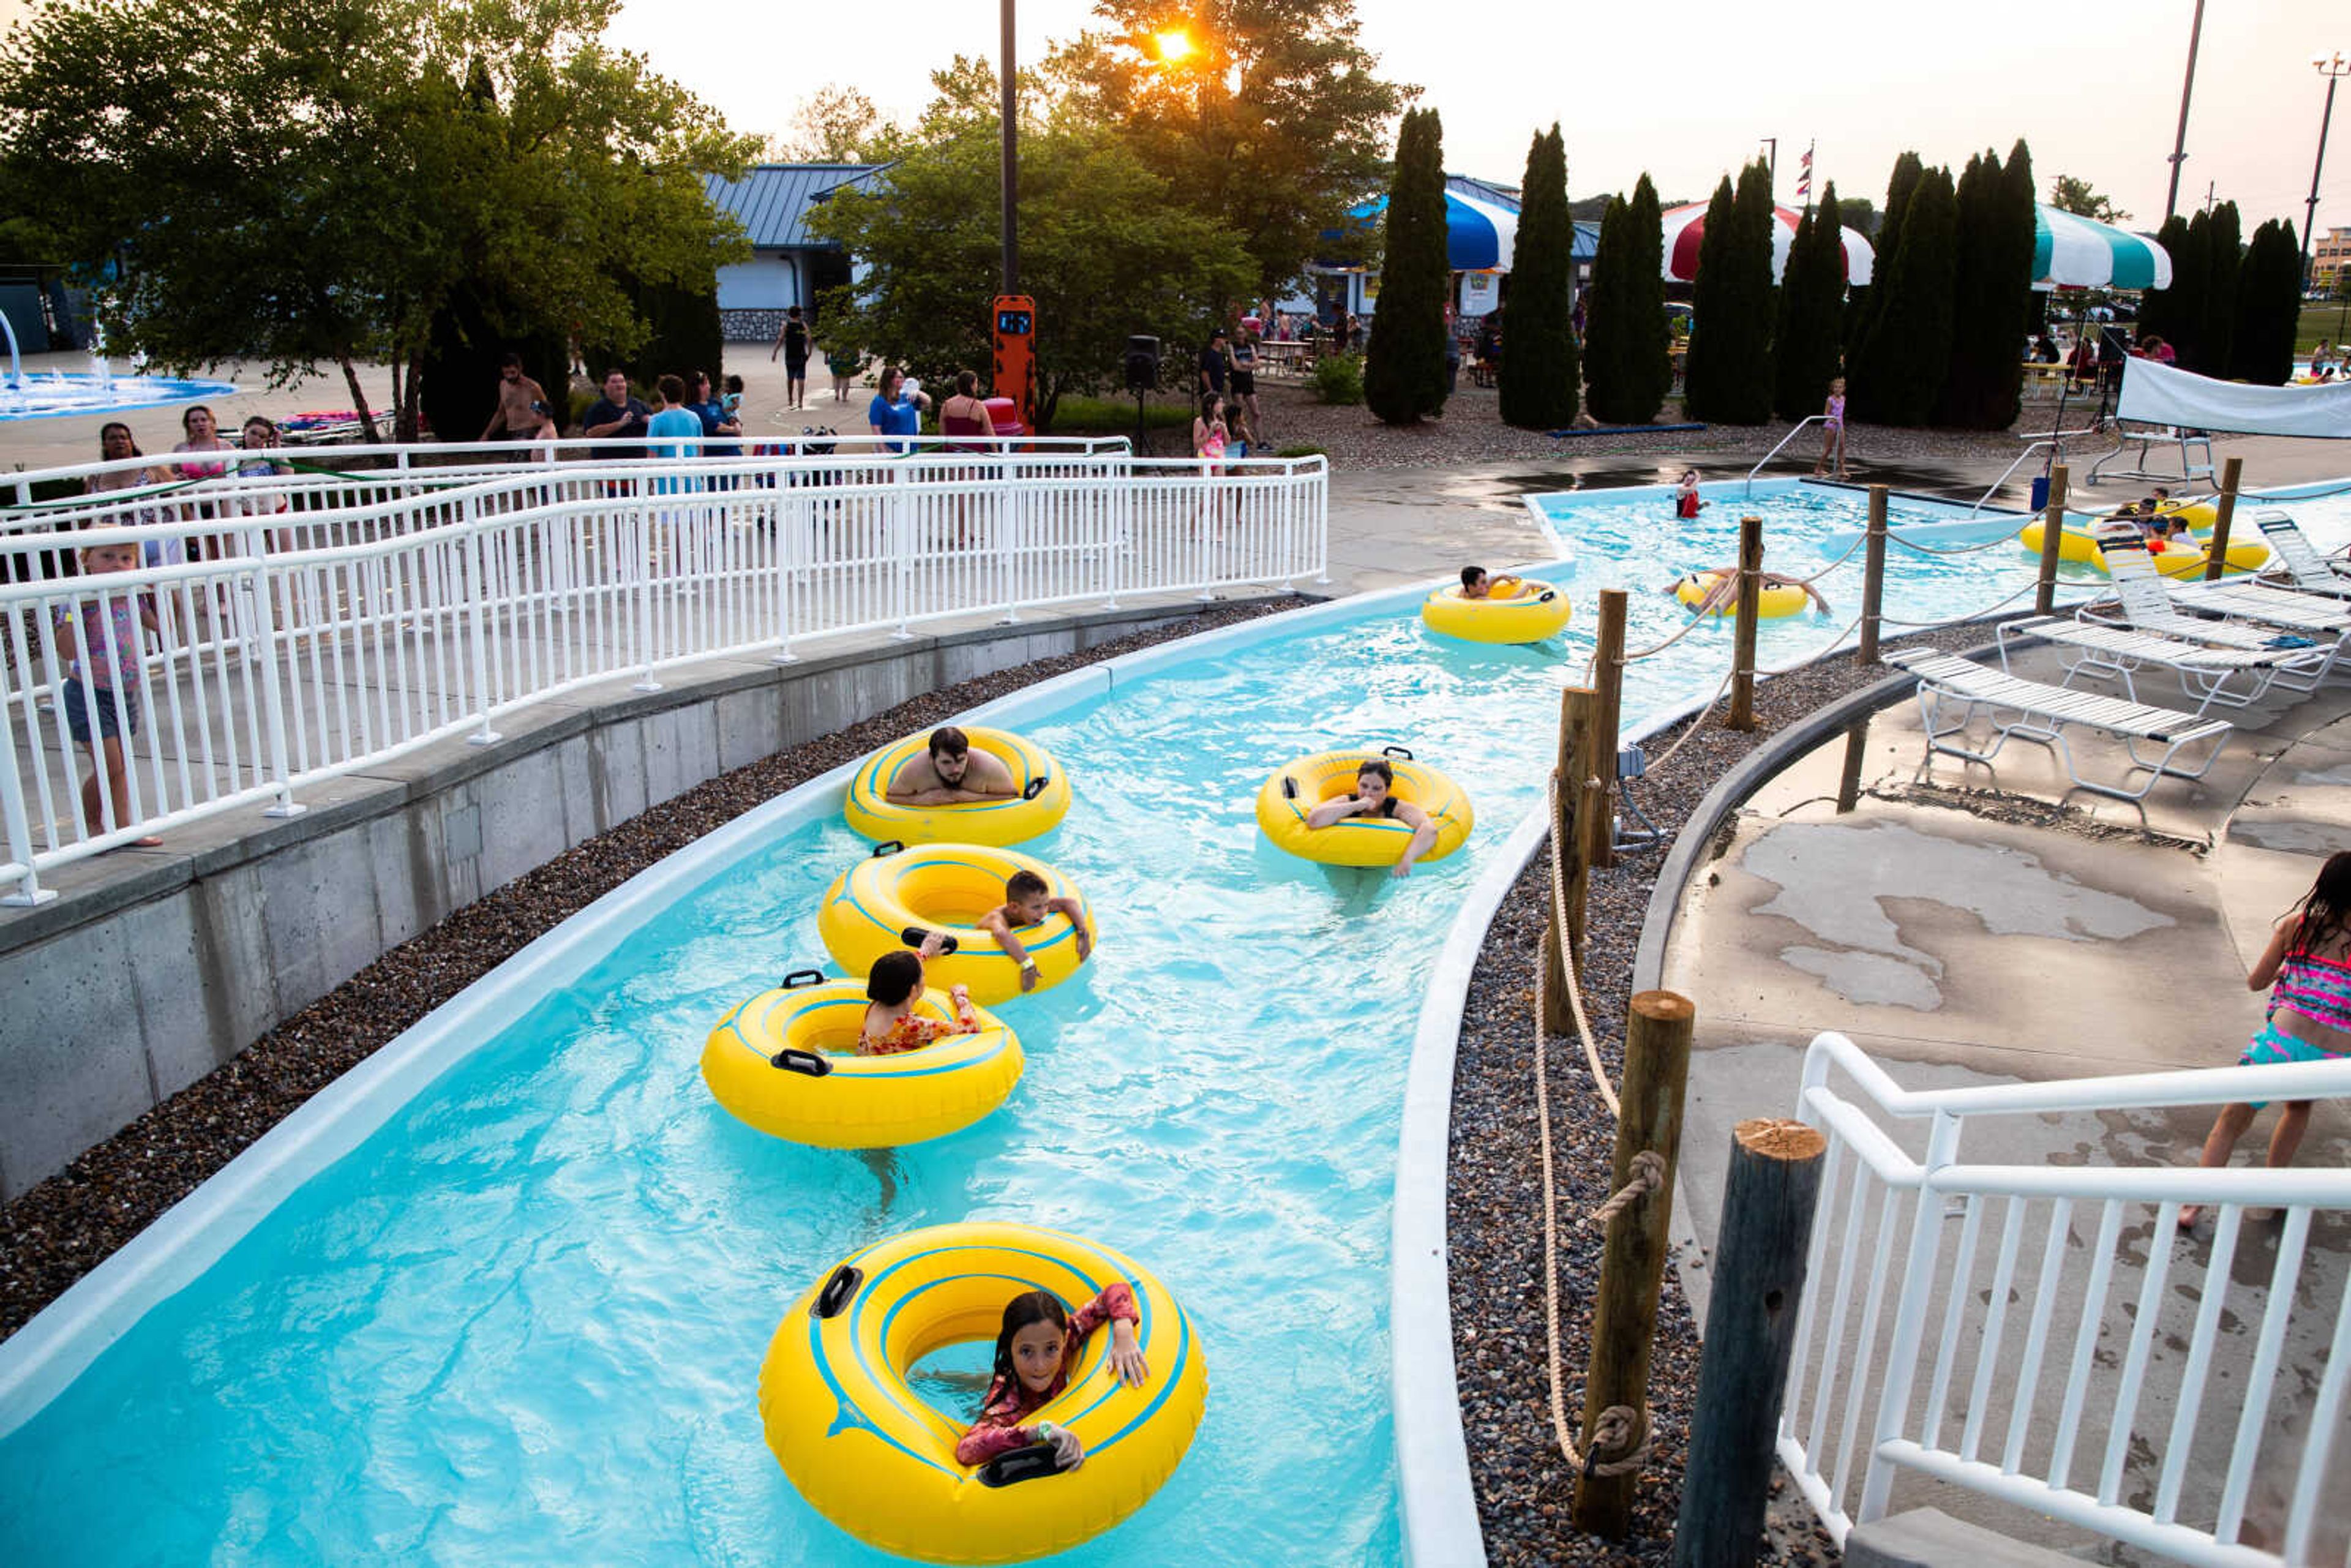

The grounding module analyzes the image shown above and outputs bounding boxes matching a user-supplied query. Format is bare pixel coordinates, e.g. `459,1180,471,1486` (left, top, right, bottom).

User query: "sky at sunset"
606,0,2349,238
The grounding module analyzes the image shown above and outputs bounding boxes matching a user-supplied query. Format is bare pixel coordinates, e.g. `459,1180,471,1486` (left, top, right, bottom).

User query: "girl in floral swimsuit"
2180,850,2351,1228
953,1282,1150,1471
859,932,981,1056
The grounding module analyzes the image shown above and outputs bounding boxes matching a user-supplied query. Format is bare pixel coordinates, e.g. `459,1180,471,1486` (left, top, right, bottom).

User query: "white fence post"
242,523,308,819
890,460,913,640
1856,1109,1961,1525
0,675,57,906
463,497,503,743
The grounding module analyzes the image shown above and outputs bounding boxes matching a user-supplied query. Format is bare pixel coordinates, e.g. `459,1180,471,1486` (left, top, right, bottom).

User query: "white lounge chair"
1885,647,2233,805
1995,615,2332,714
2088,539,2351,676
2249,509,2351,600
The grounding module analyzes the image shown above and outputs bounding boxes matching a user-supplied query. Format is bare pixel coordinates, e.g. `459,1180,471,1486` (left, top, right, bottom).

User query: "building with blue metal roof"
701,163,887,341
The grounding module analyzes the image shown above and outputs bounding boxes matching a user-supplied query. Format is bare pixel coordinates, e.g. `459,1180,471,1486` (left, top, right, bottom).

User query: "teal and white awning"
2034,204,2172,290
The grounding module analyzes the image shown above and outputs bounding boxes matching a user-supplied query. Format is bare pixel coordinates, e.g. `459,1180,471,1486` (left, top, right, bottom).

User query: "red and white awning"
1659,203,1874,285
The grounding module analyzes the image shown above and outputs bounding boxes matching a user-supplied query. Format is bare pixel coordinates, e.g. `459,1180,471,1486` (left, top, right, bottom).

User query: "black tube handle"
901,925,958,955
1022,775,1048,801
812,1264,861,1319
1280,776,1298,800
780,969,827,990
1381,745,1414,760
771,1047,832,1076
1537,589,1557,603
870,839,904,858
977,1441,1063,1488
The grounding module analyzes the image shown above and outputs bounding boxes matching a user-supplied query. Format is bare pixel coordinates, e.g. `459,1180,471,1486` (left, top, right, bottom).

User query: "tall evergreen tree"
2197,200,2240,377
1362,107,1450,424
2138,215,2191,350
1622,174,1673,421
1679,176,1737,420
1583,192,1632,419
1850,164,1957,426
1773,182,1845,421
1934,149,2003,428
1847,152,1923,370
2168,208,2213,369
1500,124,1578,429
2230,218,2303,384
1685,161,1775,423
1985,138,2038,429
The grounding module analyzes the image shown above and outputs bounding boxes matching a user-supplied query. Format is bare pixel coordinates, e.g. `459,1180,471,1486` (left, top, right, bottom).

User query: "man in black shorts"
771,305,811,411
1198,328,1229,401
1229,326,1262,441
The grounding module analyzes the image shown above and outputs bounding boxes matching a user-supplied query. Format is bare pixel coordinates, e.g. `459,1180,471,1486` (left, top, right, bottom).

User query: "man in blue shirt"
647,374,705,495
867,366,931,455
582,368,651,462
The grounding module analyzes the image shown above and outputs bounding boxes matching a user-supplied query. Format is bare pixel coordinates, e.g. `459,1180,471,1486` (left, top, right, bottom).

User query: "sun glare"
1153,29,1195,63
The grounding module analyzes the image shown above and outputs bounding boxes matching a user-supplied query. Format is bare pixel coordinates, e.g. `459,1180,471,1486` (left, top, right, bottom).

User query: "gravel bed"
1449,622,1998,1564
0,598,1295,1341
1220,380,2050,474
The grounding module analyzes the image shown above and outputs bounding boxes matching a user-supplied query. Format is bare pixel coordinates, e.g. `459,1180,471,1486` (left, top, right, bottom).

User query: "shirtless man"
1676,569,1831,617
885,726,1019,805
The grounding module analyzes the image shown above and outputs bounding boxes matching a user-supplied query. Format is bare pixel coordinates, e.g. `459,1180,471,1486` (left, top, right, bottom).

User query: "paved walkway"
1661,642,2351,1560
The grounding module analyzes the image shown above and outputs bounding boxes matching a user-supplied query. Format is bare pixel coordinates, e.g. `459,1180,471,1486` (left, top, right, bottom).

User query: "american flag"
1796,143,1813,200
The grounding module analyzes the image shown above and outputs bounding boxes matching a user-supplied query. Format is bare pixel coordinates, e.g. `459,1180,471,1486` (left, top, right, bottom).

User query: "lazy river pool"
6,476,2351,1564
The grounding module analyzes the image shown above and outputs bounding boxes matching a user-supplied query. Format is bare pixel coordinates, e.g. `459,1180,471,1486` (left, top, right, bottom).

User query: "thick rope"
1788,530,1865,586
1876,574,2043,630
1759,610,1869,677
1589,1150,1667,1228
1884,527,2026,557
1621,603,1714,662
1640,656,1739,779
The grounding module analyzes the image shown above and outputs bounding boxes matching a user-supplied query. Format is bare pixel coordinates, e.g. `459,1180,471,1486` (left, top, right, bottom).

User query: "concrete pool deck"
1653,639,2351,1558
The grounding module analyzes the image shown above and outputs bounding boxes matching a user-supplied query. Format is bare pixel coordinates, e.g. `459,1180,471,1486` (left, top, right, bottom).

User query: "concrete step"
1845,1508,2088,1568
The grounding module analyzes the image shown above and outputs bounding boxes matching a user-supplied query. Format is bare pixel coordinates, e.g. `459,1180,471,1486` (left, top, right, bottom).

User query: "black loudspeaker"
1124,334,1161,391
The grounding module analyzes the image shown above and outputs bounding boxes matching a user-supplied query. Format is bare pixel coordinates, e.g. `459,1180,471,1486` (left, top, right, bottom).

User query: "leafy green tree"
1499,125,1577,430
1363,107,1449,424
768,84,895,162
1051,0,1413,299
806,110,1251,430
2197,200,2240,377
1584,174,1671,424
2048,174,2127,224
1774,184,1846,421
1685,161,1774,424
0,0,752,439
1850,163,1957,426
2230,218,2303,384
1847,152,1922,372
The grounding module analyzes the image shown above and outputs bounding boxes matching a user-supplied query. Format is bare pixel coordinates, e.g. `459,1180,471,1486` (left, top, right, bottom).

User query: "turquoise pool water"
7,476,2351,1564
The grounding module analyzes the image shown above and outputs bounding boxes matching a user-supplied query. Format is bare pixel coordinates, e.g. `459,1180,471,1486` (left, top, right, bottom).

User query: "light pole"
2163,0,2207,223
1000,0,1017,294
1760,137,1776,198
2302,53,2349,297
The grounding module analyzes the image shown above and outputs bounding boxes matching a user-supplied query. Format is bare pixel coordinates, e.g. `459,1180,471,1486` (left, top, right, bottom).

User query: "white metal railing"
1745,415,1826,495
0,446,1327,904
1778,1032,2351,1568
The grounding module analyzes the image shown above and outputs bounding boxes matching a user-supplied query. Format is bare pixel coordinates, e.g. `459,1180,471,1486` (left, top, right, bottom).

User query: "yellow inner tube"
702,977,1023,1148
1419,579,1573,643
819,842,1094,1007
844,727,1071,847
760,1221,1209,1566
1674,569,1809,618
2017,516,2269,576
1254,748,1474,868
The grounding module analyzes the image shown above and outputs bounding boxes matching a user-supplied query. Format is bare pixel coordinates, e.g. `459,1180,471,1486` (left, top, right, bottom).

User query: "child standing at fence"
2178,850,2351,1228
54,527,162,846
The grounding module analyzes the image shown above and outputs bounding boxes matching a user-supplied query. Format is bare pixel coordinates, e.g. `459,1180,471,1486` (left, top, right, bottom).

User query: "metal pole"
2301,59,2347,295
2162,0,2207,224
1000,0,1018,294
1760,137,1776,198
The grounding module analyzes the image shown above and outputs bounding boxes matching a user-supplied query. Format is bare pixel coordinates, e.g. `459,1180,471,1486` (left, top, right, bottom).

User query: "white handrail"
1966,438,2066,516
1745,415,1824,495
0,448,1328,904
1775,1031,2351,1566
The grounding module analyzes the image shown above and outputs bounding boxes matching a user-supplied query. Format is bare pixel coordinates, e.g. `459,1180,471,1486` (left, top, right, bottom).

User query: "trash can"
982,396,1028,448
2028,475,2050,512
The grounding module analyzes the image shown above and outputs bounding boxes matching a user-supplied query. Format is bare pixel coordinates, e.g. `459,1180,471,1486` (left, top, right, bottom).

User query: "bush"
1274,444,1326,458
1049,396,1195,432
1311,352,1365,405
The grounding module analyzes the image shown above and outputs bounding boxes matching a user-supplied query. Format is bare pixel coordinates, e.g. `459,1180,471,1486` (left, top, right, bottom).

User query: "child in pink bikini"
1811,377,1848,479
953,1283,1150,1470
2178,851,2351,1228
858,933,981,1056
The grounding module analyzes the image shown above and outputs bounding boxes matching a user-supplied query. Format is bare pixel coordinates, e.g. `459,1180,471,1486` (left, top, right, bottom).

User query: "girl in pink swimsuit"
1811,377,1848,479
953,1282,1149,1471
2179,851,2351,1228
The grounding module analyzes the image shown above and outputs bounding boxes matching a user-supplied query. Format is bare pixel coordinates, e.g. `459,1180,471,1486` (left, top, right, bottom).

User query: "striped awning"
2034,204,2172,290
1348,189,1523,272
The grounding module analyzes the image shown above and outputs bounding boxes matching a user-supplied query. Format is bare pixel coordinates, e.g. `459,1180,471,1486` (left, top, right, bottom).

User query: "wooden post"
1835,717,1870,814
1572,990,1697,1538
2201,456,2244,582
1726,515,1763,730
1591,588,1627,868
1542,685,1596,1033
2033,463,2069,616
1854,486,1888,667
1671,1118,1829,1568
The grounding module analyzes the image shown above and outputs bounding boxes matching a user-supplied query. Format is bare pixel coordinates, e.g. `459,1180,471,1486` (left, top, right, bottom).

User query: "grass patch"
1048,396,1196,434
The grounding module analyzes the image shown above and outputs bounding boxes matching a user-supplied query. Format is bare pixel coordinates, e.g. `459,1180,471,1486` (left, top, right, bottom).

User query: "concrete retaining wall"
0,601,1274,1201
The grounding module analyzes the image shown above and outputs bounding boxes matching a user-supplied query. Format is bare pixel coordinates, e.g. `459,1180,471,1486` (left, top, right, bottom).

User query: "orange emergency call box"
991,294,1036,436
